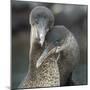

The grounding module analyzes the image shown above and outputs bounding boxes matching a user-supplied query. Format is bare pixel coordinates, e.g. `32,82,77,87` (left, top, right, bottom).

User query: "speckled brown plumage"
18,44,60,88
18,6,79,89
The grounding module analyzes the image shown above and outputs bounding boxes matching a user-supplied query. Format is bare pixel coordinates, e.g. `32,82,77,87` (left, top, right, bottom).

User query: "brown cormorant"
18,6,79,88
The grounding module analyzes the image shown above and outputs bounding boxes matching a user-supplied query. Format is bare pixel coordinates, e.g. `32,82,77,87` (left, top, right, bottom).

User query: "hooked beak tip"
36,62,41,68
40,40,44,47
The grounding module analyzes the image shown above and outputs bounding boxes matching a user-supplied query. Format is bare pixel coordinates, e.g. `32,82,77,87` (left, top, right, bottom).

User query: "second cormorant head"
30,6,54,46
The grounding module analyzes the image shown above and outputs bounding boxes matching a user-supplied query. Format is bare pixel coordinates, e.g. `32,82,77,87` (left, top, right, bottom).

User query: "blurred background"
11,0,88,89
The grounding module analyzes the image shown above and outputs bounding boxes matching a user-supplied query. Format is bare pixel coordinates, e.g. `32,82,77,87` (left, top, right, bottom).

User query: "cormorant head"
30,6,54,46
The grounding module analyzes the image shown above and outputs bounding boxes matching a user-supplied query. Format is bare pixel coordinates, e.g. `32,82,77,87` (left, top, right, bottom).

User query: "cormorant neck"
28,29,44,80
30,43,40,80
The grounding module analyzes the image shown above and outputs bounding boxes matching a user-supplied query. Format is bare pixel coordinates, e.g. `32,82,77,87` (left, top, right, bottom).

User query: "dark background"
11,0,88,88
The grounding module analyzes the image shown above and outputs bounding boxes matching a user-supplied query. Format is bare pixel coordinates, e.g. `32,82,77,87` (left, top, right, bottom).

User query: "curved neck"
28,29,44,80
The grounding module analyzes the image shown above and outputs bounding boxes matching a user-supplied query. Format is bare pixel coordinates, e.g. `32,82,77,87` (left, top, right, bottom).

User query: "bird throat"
29,33,44,80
